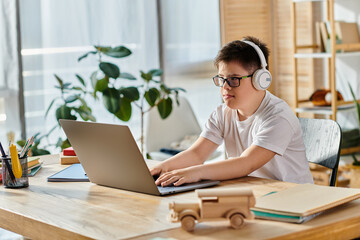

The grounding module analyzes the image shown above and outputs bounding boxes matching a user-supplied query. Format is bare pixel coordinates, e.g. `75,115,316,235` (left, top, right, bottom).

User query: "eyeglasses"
212,74,253,88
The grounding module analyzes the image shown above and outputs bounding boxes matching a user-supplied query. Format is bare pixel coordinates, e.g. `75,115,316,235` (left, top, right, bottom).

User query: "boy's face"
218,61,255,110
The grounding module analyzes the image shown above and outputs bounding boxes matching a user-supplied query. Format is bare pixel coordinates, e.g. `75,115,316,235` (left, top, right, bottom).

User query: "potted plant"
345,83,360,187
44,45,184,154
349,155,360,188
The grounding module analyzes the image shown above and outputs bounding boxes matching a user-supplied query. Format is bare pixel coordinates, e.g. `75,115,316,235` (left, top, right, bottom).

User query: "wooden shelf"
293,0,325,2
294,53,331,59
294,51,360,59
341,146,360,155
296,104,355,115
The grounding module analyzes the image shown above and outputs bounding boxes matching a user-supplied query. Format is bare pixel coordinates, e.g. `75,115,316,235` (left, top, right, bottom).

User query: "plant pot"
350,165,360,188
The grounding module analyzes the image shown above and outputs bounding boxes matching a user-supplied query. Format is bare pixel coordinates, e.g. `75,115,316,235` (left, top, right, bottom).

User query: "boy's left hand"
155,165,202,187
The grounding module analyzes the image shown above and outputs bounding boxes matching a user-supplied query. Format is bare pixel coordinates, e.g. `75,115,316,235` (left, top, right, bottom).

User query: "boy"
150,36,313,186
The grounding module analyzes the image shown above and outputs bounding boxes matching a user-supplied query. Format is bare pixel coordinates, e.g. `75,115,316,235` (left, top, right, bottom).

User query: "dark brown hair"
214,36,270,72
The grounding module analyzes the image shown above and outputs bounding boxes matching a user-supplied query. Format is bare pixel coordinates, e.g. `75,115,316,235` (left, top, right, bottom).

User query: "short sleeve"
200,105,224,145
253,116,295,156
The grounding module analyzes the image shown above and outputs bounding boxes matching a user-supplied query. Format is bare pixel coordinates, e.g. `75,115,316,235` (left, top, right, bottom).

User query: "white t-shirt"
201,91,313,184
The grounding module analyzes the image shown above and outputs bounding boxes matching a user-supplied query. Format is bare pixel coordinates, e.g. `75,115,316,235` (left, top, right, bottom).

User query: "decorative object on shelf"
168,188,255,231
309,89,343,106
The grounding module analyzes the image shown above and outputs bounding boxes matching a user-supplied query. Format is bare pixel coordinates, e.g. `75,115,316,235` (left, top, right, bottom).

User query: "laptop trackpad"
157,180,220,195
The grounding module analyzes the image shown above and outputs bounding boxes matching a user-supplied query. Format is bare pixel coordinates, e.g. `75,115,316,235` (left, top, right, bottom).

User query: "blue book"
47,163,89,182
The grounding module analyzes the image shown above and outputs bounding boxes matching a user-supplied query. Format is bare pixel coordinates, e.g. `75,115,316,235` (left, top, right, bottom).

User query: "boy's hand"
155,166,202,187
150,163,169,177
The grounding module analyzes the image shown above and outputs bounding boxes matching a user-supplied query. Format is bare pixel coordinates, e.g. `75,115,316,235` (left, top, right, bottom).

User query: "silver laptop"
59,119,219,196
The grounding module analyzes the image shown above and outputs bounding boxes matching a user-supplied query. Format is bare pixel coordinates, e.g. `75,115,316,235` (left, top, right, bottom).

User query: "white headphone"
241,40,272,90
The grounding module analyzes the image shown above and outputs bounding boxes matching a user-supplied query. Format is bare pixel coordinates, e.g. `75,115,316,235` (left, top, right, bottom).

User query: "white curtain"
20,0,160,143
0,0,21,144
161,0,220,78
160,0,221,126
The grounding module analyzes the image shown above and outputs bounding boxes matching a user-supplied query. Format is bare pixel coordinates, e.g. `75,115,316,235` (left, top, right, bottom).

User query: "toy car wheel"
181,215,196,231
230,213,244,229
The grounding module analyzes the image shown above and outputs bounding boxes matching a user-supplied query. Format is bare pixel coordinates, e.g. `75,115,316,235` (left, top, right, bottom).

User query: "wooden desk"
0,154,360,239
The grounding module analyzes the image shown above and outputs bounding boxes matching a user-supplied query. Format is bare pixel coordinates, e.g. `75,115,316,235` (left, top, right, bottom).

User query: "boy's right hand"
150,166,162,177
150,163,168,180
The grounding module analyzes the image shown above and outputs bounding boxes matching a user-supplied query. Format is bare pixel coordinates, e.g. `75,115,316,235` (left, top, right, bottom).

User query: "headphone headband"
241,40,267,69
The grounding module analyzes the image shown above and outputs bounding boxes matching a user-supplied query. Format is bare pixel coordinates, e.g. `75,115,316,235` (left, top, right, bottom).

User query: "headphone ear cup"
252,69,272,90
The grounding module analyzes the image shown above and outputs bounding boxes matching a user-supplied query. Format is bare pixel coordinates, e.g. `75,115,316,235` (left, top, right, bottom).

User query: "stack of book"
60,147,79,165
251,183,360,223
316,21,360,52
27,157,43,177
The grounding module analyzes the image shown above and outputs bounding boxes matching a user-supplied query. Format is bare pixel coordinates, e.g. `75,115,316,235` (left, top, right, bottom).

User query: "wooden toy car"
168,188,255,231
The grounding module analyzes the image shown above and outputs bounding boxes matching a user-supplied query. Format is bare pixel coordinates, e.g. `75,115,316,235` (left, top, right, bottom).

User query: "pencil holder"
1,156,29,188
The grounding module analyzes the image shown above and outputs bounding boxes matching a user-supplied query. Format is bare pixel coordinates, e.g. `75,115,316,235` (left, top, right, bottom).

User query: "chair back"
299,118,342,186
145,96,202,153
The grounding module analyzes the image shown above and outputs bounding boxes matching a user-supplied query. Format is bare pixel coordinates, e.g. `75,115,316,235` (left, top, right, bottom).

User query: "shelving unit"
291,0,360,121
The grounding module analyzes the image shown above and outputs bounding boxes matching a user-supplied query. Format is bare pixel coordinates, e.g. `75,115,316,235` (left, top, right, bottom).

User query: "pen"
21,136,34,158
0,141,16,181
20,138,30,158
0,141,6,156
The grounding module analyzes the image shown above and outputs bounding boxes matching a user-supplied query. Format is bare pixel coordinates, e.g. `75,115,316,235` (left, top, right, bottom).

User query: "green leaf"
90,71,98,89
140,70,152,82
55,105,77,122
102,88,120,113
160,84,171,94
72,86,83,91
170,87,186,92
149,69,163,76
95,77,109,93
32,148,51,156
45,98,59,117
73,107,96,122
99,62,120,79
61,139,71,150
55,137,63,148
76,74,86,87
348,82,360,129
145,88,160,107
63,83,72,89
17,140,26,148
119,72,137,80
103,46,132,58
120,87,140,101
77,97,89,109
54,74,63,89
78,51,97,62
175,91,180,105
47,125,59,136
94,45,112,53
115,97,132,121
33,132,41,140
65,95,80,104
157,97,173,119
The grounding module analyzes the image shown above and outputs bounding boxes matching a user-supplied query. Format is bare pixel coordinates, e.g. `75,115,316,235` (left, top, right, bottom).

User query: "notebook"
57,119,219,195
252,183,360,223
48,164,89,182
